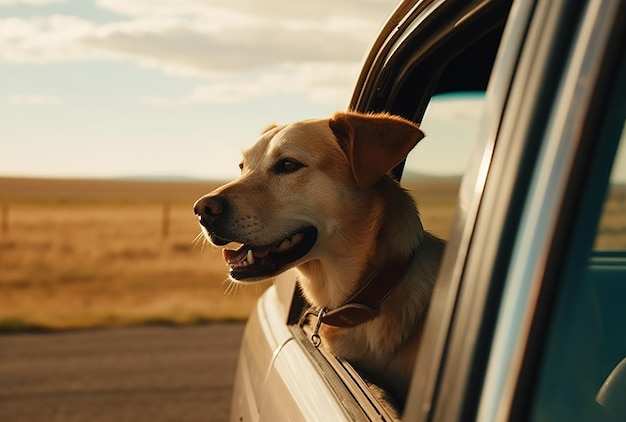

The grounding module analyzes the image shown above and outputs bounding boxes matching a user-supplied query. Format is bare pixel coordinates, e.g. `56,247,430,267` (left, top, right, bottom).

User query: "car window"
404,92,484,239
529,120,626,421
288,2,510,417
596,132,626,250
288,91,486,418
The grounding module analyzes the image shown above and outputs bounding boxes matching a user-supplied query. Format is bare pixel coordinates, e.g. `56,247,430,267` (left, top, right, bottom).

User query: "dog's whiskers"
222,277,239,296
192,232,204,243
192,232,209,251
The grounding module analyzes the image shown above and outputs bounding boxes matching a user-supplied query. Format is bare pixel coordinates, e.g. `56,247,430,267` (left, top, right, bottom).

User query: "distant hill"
116,175,208,182
0,176,224,203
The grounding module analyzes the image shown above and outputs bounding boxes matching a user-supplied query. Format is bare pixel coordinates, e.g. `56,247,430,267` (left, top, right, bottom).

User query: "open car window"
284,0,511,417
403,93,484,241
288,91,488,419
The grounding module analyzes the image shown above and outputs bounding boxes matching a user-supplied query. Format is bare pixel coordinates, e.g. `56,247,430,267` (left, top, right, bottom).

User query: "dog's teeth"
247,249,254,265
277,238,291,251
275,233,305,252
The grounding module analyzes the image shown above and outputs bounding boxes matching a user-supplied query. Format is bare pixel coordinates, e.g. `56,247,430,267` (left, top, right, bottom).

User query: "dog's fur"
194,111,444,411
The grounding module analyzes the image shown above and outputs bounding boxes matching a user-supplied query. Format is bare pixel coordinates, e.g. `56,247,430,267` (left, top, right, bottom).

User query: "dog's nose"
193,195,228,227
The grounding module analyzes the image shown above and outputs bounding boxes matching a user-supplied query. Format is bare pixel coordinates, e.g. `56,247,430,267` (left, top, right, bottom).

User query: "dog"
194,111,445,412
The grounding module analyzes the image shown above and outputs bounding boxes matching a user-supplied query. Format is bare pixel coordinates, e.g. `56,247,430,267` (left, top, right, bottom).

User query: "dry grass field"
0,177,264,332
1,176,622,333
0,176,459,332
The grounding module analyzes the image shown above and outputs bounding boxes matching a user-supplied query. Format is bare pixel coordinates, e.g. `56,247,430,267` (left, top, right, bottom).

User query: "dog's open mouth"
221,226,317,280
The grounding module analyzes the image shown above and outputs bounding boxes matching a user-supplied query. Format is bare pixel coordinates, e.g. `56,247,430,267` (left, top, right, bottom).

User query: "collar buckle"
301,307,327,347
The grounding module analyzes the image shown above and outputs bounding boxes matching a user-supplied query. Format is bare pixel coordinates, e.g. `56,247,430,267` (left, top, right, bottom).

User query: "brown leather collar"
315,256,413,328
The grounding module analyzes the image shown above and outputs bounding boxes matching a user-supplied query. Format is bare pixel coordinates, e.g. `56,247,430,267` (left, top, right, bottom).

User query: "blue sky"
0,0,484,180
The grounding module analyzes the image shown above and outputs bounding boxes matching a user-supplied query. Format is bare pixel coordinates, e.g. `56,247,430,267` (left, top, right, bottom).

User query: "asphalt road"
0,323,245,422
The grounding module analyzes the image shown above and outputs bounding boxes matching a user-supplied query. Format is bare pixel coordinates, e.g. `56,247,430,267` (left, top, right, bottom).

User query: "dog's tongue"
223,247,248,265
223,243,277,265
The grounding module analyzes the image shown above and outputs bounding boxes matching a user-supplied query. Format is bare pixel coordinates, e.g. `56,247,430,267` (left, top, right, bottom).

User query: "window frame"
508,3,626,419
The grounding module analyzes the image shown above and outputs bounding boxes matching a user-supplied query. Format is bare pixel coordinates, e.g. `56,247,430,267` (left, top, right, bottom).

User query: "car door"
397,0,626,421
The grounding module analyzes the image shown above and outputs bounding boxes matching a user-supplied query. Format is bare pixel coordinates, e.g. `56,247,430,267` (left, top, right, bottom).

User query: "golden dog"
194,111,444,411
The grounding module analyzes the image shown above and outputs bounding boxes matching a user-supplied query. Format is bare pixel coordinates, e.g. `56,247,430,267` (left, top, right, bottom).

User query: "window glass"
595,123,626,250
530,119,626,421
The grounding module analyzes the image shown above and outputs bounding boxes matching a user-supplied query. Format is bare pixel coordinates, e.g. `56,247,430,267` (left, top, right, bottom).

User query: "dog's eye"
238,162,244,171
274,158,303,174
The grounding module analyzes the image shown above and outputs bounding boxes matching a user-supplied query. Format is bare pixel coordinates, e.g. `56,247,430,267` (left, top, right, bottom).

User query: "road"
0,323,245,422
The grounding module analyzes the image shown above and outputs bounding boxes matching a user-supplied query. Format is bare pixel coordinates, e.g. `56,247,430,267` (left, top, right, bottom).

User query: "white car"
229,0,626,420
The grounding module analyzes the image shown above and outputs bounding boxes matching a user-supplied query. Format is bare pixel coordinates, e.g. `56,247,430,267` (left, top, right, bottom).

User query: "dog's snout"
194,195,228,227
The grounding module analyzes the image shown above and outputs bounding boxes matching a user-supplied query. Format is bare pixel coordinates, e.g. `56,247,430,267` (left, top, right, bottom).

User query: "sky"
1,0,486,181
0,0,482,179
0,0,396,178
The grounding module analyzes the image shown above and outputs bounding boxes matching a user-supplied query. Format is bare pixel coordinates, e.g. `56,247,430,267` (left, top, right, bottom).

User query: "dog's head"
194,112,424,282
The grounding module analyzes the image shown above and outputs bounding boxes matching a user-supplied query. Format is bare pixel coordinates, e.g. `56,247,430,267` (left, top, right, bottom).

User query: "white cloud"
95,0,262,28
8,93,63,105
0,0,397,104
0,0,65,6
137,62,359,106
0,12,372,70
95,0,392,24
0,16,100,63
0,0,390,67
80,12,373,74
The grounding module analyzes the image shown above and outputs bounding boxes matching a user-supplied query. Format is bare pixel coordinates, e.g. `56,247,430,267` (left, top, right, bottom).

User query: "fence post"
1,203,7,237
162,203,170,239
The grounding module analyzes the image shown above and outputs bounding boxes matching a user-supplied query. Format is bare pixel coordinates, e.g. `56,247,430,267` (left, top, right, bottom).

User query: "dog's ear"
261,124,278,134
329,112,424,187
